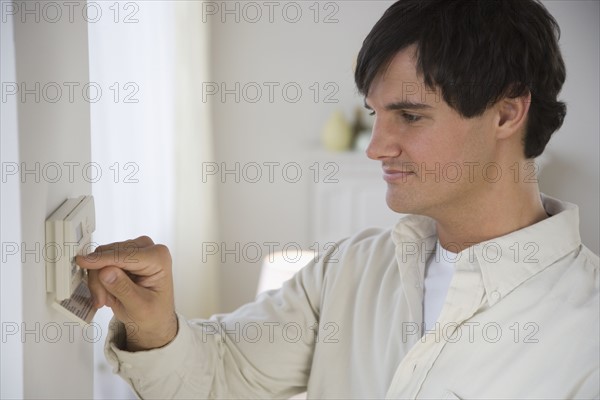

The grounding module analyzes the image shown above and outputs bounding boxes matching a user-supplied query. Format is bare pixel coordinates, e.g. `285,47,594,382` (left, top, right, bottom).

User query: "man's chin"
385,196,414,215
385,191,431,217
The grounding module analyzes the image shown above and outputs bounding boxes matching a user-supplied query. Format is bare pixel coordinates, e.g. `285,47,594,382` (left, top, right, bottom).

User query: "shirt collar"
472,194,581,306
391,213,436,247
391,194,582,305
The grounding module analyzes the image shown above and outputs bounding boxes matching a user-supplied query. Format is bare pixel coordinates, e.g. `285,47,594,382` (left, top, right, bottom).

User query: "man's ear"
495,90,531,140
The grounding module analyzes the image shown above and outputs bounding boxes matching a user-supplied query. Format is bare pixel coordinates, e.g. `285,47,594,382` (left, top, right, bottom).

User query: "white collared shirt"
106,194,599,399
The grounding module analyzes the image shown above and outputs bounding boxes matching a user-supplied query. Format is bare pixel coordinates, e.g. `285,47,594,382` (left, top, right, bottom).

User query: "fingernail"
102,271,117,284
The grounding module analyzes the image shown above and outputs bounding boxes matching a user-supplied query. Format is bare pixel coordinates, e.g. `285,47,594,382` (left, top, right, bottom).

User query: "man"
78,0,599,398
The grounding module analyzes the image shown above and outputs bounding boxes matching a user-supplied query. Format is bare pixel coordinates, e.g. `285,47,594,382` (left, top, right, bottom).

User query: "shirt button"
490,290,501,301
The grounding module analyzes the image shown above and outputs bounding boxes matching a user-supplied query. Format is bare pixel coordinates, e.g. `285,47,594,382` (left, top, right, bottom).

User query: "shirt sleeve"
104,247,334,399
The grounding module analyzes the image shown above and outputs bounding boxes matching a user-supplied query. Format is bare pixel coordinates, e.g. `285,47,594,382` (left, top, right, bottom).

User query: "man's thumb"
98,267,140,309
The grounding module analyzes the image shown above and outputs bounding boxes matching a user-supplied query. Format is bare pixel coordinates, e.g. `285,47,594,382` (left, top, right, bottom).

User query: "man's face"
364,45,499,218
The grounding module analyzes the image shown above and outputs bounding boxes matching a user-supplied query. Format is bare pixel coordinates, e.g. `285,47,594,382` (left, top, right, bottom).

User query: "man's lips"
382,169,416,183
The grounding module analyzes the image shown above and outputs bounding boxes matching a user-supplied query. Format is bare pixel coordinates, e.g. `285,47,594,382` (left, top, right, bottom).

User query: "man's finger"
94,235,155,254
87,269,109,308
98,266,148,316
77,236,152,272
76,244,170,277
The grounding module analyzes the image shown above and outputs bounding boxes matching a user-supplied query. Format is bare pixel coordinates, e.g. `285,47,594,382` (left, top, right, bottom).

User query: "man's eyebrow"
363,100,433,111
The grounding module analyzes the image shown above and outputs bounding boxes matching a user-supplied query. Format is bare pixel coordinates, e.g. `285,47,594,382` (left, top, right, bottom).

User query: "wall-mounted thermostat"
45,196,97,324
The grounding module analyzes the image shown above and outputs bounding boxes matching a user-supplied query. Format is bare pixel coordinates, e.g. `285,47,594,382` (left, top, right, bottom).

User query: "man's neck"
434,184,548,253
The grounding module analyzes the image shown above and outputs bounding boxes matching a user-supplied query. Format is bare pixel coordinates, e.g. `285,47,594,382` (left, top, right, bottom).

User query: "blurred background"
1,1,598,398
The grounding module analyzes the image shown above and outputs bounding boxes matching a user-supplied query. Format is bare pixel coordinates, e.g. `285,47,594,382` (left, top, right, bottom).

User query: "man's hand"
76,236,178,352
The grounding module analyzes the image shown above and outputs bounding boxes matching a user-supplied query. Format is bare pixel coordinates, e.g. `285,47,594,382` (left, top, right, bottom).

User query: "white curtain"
173,2,220,320
88,2,217,398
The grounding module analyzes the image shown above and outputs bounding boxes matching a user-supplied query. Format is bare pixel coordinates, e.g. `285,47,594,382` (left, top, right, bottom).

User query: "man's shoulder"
580,245,600,267
332,214,424,255
575,244,599,290
321,215,425,278
340,225,396,249
561,244,600,283
539,244,600,322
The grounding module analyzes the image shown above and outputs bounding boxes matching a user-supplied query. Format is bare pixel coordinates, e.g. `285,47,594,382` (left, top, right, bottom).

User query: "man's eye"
368,111,376,116
402,113,422,123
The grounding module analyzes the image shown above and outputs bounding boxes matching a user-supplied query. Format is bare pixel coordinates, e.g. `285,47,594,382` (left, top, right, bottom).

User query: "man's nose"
366,118,402,160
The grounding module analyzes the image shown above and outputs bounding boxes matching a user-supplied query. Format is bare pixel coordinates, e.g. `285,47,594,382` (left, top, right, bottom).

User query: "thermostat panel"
45,196,96,324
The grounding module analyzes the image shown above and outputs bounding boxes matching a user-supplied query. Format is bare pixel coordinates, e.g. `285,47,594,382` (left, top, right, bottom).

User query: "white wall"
1,6,23,399
1,2,94,397
539,0,599,253
210,0,599,312
210,1,395,312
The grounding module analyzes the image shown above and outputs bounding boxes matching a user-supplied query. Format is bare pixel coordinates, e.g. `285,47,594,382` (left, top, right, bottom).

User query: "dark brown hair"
355,0,566,158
